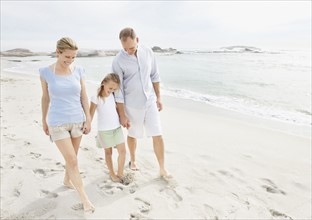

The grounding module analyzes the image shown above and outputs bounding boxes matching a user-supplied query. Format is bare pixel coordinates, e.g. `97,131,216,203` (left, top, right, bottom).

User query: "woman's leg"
55,138,94,212
116,143,126,178
63,136,81,188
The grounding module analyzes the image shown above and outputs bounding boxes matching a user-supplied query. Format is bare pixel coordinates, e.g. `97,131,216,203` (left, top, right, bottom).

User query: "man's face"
121,37,138,56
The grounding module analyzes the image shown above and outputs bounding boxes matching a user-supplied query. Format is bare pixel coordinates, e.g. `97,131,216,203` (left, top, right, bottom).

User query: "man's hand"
120,115,131,129
156,98,163,111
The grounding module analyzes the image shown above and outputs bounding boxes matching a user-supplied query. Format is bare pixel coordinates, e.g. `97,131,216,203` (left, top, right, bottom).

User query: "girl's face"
57,49,77,67
103,80,119,97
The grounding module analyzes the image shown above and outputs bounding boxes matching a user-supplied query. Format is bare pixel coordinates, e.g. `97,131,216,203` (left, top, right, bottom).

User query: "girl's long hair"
97,73,120,98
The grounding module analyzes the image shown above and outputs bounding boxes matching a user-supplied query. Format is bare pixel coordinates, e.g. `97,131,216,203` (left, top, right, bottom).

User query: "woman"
39,37,94,212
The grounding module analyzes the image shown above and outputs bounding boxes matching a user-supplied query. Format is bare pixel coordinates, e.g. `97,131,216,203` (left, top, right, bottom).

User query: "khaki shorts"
96,126,125,149
49,122,84,142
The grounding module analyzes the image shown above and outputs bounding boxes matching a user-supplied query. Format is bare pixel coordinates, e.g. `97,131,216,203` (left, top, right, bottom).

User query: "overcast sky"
1,1,311,52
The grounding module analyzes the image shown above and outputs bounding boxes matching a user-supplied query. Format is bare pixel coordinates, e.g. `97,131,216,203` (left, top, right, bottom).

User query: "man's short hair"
119,27,137,41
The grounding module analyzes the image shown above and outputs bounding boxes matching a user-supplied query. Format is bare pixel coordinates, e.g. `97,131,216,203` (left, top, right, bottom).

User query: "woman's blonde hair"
98,73,121,98
56,37,78,53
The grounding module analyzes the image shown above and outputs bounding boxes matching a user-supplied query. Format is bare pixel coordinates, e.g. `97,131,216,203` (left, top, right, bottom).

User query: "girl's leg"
63,136,81,188
116,143,126,178
55,138,94,212
104,148,119,182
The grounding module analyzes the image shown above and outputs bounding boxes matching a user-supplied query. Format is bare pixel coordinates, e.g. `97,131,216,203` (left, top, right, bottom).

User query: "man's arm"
116,102,130,128
153,82,163,111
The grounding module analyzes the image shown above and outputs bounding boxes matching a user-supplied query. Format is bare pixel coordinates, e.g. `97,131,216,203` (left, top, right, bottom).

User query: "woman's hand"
82,119,91,134
42,120,49,135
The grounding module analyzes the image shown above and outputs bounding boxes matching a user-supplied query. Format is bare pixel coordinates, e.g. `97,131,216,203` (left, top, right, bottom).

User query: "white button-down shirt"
112,44,160,109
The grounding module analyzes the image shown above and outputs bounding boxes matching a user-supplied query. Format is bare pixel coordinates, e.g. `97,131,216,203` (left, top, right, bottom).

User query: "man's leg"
127,136,139,170
152,135,170,177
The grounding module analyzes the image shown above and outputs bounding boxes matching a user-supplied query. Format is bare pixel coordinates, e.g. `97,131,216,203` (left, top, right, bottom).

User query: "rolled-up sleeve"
112,58,125,103
150,53,160,83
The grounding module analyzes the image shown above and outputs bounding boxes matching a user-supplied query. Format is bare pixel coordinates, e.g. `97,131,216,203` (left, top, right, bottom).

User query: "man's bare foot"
63,180,75,189
83,200,95,213
129,161,139,171
160,169,172,180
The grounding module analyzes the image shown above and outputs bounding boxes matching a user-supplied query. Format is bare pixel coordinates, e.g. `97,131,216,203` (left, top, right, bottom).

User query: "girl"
90,73,126,183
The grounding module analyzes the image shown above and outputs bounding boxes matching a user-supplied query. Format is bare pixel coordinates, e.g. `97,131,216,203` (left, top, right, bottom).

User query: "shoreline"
1,55,311,129
1,70,311,219
2,69,311,138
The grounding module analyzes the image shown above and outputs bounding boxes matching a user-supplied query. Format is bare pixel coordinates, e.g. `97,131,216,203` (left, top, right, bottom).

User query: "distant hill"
0,48,49,57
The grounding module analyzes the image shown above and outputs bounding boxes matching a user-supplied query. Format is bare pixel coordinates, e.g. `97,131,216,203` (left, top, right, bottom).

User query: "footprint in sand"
134,197,152,214
269,209,293,219
33,168,62,178
95,157,104,163
24,141,31,146
261,178,286,195
29,152,41,159
96,180,124,196
10,201,57,219
129,184,139,194
203,204,219,220
40,190,58,198
159,186,182,209
129,212,151,220
13,181,23,197
71,203,84,211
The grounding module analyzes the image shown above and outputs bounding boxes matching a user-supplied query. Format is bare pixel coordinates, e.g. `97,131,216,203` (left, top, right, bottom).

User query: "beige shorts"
125,103,162,138
49,122,84,142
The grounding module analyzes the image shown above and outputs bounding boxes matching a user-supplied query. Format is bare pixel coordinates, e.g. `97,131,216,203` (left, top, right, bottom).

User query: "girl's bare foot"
110,174,122,183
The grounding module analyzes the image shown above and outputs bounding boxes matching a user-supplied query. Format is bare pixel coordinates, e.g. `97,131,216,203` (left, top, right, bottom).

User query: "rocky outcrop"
219,46,262,53
0,48,49,57
152,46,181,54
49,49,119,57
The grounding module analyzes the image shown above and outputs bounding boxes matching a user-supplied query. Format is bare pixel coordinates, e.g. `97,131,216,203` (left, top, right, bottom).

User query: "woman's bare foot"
63,180,75,189
83,200,95,213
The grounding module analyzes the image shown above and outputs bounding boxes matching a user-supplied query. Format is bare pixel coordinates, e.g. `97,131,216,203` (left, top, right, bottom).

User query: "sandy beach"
1,70,311,219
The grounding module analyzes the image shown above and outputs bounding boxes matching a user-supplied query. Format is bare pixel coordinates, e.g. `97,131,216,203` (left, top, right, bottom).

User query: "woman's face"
103,80,119,97
57,49,78,67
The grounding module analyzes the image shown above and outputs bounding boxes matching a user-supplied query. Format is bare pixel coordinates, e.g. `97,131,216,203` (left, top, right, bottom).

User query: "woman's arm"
40,78,50,135
80,79,91,134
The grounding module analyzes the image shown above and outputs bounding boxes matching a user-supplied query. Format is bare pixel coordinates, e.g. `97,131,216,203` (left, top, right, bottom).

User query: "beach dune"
1,71,311,219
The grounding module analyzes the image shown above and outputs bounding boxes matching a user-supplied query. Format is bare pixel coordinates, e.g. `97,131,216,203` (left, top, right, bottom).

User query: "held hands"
120,115,131,129
82,120,91,134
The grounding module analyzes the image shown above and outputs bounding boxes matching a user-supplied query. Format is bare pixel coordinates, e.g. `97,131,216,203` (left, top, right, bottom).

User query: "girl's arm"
89,102,97,122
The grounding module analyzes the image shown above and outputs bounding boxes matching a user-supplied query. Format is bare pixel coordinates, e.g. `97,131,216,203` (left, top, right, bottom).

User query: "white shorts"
125,103,162,138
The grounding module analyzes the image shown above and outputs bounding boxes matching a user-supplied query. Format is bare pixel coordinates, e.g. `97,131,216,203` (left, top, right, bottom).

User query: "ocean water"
1,49,311,126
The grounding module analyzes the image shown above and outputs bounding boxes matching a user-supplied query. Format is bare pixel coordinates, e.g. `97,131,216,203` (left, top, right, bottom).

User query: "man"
112,27,170,178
